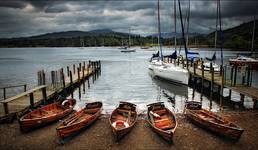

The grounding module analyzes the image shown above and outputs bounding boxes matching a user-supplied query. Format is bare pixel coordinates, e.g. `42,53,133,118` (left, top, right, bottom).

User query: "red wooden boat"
147,102,177,143
109,102,137,141
56,101,102,139
185,101,244,140
19,99,76,132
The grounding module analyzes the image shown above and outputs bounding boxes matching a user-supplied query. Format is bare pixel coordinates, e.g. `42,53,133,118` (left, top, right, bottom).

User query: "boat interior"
24,104,67,119
192,109,236,127
149,106,176,131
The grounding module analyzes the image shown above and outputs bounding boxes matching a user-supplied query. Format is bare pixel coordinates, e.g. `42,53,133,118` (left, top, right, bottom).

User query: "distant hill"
205,19,258,50
0,20,257,49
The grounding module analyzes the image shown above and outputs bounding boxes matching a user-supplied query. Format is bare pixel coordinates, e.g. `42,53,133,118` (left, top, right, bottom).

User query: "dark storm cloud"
0,0,258,38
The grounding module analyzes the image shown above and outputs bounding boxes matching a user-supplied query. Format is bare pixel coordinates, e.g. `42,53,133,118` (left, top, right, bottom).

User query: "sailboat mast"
157,0,163,60
128,28,131,48
218,0,223,65
186,0,190,47
174,0,177,51
251,16,256,53
214,0,219,49
178,0,188,67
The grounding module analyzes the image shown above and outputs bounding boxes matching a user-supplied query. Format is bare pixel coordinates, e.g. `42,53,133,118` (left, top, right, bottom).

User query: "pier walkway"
0,61,101,122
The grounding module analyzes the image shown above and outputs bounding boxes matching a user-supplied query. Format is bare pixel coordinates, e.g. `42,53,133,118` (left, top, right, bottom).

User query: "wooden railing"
0,84,27,100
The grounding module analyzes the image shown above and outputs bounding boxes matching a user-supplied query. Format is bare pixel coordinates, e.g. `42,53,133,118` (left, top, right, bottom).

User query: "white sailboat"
149,0,189,85
121,28,136,53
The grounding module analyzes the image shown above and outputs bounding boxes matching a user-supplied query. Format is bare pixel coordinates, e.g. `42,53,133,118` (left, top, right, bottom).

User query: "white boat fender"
112,120,129,128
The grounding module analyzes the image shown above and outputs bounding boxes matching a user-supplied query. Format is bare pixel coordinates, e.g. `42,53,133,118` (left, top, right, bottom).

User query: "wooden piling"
77,67,80,81
67,66,70,77
29,93,34,108
234,65,237,86
73,64,76,75
42,87,47,104
3,88,6,99
209,62,213,73
69,71,73,85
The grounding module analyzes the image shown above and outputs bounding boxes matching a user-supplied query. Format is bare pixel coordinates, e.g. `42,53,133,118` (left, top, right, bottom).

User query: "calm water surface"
0,47,257,113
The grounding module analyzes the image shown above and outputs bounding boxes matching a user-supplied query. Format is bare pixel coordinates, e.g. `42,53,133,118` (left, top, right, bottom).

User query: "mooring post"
220,68,224,111
233,65,237,86
230,65,233,86
69,71,73,85
67,66,70,77
24,84,27,92
77,67,80,82
3,103,9,114
194,62,196,75
201,60,204,89
42,87,47,105
209,62,213,73
3,88,6,99
79,63,82,72
78,85,81,100
247,65,251,86
83,61,86,69
29,92,34,108
41,70,45,85
73,64,76,75
82,66,85,79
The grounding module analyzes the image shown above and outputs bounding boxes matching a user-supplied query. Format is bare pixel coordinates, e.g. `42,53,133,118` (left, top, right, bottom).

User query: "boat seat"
113,114,127,121
154,118,175,130
153,109,166,116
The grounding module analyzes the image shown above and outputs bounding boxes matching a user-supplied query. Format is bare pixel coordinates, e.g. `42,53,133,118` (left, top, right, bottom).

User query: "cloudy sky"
0,0,258,38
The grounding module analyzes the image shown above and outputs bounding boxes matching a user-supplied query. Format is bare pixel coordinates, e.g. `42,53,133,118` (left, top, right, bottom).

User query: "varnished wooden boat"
19,99,76,132
56,101,102,139
109,101,137,141
147,102,177,143
185,101,244,140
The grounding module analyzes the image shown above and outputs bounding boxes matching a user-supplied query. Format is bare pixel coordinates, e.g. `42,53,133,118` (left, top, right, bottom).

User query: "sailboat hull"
149,63,189,85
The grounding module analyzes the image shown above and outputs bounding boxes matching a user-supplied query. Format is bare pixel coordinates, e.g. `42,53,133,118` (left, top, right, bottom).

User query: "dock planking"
0,61,101,121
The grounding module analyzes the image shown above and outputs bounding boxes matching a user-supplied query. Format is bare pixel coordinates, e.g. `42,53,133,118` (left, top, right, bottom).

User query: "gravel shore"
0,111,258,150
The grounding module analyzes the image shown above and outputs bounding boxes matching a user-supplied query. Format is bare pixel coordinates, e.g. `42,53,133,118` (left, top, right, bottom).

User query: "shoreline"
1,110,258,149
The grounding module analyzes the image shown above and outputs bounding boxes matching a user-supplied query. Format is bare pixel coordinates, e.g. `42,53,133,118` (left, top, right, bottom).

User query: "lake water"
0,47,257,113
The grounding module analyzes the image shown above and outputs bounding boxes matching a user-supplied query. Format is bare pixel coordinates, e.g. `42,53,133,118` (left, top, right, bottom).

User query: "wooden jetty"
0,60,101,123
164,56,258,108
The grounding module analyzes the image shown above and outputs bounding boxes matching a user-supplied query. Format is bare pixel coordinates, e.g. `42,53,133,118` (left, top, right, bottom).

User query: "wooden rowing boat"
56,101,102,139
185,101,244,140
19,99,76,132
147,102,177,143
109,101,137,141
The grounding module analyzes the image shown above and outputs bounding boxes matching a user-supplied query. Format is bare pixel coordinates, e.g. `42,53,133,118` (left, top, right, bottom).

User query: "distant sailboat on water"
121,28,136,53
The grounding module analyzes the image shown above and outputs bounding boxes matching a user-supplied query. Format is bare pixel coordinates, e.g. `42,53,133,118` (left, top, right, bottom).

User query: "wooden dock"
0,60,101,122
164,56,258,108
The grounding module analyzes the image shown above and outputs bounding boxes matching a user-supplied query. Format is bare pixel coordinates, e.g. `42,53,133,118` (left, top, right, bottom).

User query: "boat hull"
19,99,76,132
147,102,177,143
109,102,137,141
149,63,189,85
185,109,244,140
56,102,102,139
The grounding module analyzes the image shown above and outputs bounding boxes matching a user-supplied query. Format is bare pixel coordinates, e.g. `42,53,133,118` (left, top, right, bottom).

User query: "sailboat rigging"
149,0,189,85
